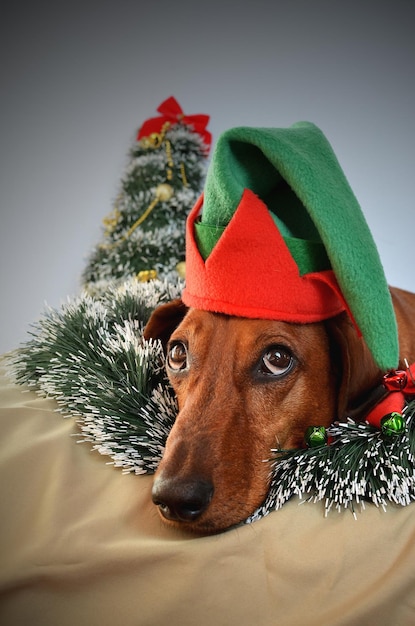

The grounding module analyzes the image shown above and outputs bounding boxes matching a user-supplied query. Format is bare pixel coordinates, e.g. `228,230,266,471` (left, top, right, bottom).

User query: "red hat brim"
182,189,348,323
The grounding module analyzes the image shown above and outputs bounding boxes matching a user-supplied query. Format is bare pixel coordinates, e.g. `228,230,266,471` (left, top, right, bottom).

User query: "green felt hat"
183,122,398,370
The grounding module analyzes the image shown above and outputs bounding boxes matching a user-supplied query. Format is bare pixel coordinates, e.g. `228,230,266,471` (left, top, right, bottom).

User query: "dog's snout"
152,476,214,523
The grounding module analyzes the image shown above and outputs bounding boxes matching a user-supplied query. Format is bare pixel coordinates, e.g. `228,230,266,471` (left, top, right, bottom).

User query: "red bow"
365,363,415,427
137,96,211,150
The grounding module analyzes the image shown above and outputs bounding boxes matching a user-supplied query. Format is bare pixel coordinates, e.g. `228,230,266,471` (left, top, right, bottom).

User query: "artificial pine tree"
82,96,211,294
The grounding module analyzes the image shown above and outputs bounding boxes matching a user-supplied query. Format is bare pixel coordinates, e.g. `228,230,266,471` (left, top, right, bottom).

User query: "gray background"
1,1,413,353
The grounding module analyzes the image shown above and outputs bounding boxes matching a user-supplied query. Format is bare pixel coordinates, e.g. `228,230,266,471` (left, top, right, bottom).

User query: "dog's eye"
260,347,294,377
167,342,188,372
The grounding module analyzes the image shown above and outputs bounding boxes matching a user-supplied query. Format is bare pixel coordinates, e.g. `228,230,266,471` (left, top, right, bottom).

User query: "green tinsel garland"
8,278,415,521
247,401,415,522
9,278,182,474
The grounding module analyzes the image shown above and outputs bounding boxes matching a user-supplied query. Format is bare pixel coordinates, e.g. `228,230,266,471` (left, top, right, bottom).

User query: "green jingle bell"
380,411,405,436
305,425,328,448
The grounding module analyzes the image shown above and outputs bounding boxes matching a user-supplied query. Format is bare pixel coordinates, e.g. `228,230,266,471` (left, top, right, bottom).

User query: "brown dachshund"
144,286,415,533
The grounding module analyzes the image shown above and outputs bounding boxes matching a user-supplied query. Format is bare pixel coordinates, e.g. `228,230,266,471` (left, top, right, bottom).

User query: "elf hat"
181,122,399,371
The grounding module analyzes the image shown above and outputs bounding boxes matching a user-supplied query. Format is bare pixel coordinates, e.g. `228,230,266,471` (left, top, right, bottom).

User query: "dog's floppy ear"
325,312,384,420
143,298,188,350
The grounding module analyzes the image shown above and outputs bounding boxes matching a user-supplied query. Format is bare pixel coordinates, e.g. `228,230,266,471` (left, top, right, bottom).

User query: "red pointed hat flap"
182,189,346,322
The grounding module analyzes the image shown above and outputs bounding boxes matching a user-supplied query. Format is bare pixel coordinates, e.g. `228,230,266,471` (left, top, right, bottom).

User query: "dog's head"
144,299,383,533
139,123,405,533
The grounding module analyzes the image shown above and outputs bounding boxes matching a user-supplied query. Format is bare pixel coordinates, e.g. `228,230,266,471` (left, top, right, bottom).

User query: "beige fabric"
1,358,415,626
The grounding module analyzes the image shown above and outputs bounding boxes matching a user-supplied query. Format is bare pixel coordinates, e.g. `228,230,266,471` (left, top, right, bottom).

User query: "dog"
143,286,415,533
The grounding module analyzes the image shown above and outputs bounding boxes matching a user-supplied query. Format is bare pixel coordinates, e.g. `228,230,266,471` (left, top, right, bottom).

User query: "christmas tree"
82,96,211,294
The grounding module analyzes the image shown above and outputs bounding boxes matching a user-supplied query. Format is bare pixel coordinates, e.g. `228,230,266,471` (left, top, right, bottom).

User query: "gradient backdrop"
0,1,413,353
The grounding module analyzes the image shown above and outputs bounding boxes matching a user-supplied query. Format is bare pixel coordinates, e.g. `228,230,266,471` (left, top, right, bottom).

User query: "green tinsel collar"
248,398,415,523
8,279,415,524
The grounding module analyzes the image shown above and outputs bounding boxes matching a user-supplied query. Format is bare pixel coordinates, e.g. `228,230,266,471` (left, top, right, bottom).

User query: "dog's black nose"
152,477,214,523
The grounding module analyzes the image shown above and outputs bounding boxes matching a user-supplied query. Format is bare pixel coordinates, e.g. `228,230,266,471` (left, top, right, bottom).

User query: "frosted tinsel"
9,276,415,521
10,278,183,474
247,402,415,523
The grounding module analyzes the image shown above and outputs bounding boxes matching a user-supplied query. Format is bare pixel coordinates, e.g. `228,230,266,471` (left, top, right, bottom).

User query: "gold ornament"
176,261,186,278
140,122,171,151
102,207,121,236
139,136,151,149
156,183,174,202
148,132,163,148
140,132,162,149
137,269,158,282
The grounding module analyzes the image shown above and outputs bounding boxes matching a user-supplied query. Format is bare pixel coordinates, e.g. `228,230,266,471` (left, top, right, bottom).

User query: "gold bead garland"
180,162,188,187
164,138,174,181
124,182,174,238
